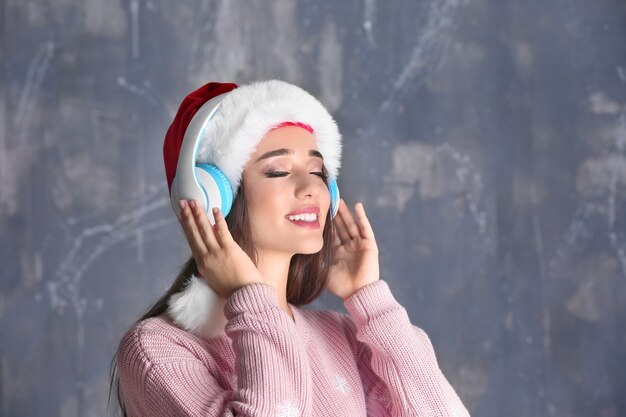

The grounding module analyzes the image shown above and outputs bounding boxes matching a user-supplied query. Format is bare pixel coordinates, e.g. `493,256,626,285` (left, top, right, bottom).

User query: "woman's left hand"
325,198,380,301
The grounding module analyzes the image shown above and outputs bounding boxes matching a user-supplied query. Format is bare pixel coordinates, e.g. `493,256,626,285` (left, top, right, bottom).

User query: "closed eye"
264,171,327,179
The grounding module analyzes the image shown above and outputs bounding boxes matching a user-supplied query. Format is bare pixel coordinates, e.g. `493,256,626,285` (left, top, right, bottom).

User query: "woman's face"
242,125,331,257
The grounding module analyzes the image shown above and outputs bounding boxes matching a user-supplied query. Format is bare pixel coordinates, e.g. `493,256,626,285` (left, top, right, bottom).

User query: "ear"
166,274,229,340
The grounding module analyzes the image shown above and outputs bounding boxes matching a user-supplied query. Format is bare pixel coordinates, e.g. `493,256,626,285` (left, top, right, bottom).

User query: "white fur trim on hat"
195,79,342,196
166,274,228,340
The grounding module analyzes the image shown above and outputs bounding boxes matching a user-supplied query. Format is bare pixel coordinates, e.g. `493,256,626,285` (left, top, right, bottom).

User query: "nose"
294,169,323,198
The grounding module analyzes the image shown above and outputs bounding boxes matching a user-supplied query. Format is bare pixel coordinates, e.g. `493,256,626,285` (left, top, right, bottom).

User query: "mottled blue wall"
2,0,626,416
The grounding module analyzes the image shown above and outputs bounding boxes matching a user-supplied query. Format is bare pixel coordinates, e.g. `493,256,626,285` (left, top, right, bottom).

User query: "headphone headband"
170,94,227,215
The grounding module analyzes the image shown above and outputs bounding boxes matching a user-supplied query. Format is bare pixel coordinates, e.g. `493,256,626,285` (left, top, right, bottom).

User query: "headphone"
169,93,341,226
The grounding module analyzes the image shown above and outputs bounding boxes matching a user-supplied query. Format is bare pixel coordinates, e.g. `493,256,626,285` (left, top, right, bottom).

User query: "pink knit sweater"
116,279,470,416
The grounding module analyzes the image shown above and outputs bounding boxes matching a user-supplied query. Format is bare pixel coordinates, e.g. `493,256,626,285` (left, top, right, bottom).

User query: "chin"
294,240,324,255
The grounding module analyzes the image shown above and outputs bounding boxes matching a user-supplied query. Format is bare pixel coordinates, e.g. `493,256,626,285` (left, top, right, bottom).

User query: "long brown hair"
108,173,336,416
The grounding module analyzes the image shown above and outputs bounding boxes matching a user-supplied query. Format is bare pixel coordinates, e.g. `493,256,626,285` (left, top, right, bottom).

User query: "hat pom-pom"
166,274,229,339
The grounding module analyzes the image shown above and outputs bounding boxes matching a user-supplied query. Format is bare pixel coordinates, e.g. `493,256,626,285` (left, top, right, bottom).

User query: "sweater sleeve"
117,282,312,417
342,279,471,417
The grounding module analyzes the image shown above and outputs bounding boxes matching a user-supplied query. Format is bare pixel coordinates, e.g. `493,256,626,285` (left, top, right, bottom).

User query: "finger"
334,200,352,244
331,222,342,247
211,206,235,248
339,199,361,240
190,200,221,252
178,199,209,258
355,202,374,240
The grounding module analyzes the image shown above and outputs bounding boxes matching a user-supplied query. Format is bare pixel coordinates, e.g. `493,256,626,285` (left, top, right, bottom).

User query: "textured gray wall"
2,0,626,416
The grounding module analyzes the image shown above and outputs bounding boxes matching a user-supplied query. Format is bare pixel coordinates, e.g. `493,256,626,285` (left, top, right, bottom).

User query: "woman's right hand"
177,199,264,299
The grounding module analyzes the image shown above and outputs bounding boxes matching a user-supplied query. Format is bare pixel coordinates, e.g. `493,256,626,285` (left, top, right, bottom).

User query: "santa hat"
163,79,342,199
163,79,343,339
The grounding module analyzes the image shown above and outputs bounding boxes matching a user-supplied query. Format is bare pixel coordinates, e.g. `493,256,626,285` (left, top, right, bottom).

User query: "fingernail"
189,200,196,209
212,207,218,215
179,200,186,210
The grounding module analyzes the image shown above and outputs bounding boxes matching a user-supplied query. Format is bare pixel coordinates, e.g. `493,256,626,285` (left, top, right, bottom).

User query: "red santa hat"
163,79,342,200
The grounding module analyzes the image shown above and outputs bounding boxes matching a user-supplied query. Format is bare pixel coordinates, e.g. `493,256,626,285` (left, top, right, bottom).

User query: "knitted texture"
116,279,471,416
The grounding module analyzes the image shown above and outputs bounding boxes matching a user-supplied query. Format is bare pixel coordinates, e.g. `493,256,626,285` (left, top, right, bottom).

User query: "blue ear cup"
195,163,234,218
328,176,340,220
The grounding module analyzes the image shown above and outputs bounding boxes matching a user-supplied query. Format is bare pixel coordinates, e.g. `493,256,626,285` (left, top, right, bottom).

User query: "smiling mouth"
286,216,320,229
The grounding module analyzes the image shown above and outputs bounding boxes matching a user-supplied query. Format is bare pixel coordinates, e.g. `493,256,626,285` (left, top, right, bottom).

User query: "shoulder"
116,314,213,371
115,315,233,409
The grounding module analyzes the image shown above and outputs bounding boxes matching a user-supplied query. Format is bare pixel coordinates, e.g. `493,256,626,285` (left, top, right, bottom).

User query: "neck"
256,251,294,321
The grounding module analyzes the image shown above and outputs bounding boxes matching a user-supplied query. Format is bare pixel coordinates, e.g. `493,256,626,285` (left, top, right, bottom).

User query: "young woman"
109,80,470,416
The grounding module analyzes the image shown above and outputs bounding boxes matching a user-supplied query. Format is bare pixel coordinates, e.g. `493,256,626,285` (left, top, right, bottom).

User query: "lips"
285,204,320,217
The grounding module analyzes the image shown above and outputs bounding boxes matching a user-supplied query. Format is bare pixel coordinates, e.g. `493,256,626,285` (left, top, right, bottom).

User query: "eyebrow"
255,148,324,163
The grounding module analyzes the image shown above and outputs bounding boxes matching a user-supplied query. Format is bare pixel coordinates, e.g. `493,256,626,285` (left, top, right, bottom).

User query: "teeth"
287,213,318,222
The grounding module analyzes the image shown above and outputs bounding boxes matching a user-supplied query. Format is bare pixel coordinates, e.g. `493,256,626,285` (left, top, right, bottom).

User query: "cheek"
246,182,287,218
321,186,332,209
